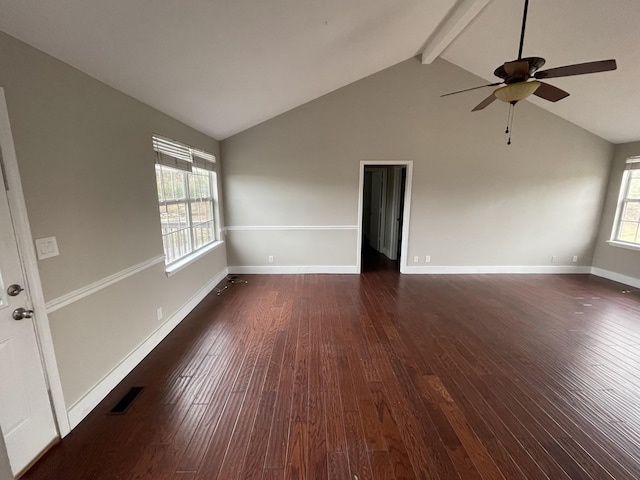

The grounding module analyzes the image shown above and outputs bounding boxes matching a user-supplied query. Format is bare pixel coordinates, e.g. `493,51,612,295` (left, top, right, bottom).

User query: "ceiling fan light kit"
493,81,540,103
440,0,617,144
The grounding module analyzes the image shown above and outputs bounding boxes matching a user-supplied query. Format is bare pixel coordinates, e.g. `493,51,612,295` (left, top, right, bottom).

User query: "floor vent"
108,387,144,415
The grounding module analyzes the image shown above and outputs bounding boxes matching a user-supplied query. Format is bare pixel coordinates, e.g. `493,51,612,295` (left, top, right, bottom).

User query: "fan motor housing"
495,56,546,82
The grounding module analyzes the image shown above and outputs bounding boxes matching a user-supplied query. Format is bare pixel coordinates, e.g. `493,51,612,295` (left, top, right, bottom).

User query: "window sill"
165,240,225,277
607,240,640,252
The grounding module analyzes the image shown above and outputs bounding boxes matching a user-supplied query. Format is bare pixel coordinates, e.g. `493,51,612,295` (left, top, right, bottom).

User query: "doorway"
357,161,412,273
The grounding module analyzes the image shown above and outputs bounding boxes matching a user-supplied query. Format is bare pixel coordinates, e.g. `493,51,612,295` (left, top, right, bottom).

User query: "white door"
369,170,386,251
0,123,58,475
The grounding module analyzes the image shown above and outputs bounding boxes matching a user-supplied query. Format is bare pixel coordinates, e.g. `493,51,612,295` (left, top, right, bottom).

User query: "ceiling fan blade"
504,60,530,78
532,82,570,102
472,94,497,112
534,59,617,80
441,82,503,97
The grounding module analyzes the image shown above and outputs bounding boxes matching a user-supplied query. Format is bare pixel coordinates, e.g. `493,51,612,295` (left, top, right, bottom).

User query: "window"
153,135,219,266
611,156,640,246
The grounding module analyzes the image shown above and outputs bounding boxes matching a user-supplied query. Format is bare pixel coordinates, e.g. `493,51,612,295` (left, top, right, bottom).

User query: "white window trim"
153,134,221,270
609,156,640,249
157,166,217,264
606,240,640,252
165,239,225,276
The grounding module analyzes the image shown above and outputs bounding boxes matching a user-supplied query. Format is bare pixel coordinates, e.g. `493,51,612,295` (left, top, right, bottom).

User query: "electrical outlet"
413,256,419,263
551,255,557,263
425,255,431,263
572,255,578,263
156,307,163,321
268,255,274,263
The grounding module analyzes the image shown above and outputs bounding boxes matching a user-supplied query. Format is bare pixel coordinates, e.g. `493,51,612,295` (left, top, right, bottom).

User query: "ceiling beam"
421,0,491,64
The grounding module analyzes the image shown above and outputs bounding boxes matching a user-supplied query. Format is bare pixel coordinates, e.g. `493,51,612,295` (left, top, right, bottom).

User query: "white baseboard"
590,267,640,289
67,267,229,430
401,265,592,274
228,265,358,274
228,264,595,275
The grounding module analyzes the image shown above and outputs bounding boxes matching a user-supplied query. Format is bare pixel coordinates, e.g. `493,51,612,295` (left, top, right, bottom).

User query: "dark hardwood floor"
22,271,640,479
360,241,398,272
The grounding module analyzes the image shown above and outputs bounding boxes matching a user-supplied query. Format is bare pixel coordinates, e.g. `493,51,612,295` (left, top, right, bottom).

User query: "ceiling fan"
441,0,617,144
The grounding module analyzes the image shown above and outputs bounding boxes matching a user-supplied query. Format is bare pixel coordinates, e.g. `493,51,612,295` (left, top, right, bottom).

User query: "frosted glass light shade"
494,81,541,103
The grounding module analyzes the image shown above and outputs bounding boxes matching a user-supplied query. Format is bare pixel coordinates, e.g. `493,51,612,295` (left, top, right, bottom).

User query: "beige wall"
592,141,640,284
221,57,614,271
0,32,227,410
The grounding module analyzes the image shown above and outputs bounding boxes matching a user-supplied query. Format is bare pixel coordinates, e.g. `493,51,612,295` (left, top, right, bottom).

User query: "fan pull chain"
505,103,513,134
507,102,516,145
508,104,516,145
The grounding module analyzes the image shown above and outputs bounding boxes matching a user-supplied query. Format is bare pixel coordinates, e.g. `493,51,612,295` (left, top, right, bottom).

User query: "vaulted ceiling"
1,0,639,143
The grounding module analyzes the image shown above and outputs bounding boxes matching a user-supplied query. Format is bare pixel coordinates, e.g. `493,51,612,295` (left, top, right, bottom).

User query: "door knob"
12,308,34,320
7,284,24,297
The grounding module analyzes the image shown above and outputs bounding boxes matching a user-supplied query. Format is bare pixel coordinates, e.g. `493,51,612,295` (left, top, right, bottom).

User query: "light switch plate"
35,236,59,260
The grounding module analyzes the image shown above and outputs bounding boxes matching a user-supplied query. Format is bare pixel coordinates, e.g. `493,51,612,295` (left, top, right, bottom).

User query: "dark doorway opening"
361,165,407,272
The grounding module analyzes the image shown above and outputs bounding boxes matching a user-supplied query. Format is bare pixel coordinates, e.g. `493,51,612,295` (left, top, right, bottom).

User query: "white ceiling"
0,0,456,139
441,0,640,144
1,0,639,144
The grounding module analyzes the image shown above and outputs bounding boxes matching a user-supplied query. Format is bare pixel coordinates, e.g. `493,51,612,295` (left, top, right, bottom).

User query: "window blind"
192,149,216,172
153,135,192,172
626,156,640,171
152,135,216,172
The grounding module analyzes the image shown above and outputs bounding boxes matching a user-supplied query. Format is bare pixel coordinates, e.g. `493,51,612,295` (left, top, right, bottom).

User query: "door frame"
387,166,404,261
357,160,413,273
365,167,388,253
0,88,70,437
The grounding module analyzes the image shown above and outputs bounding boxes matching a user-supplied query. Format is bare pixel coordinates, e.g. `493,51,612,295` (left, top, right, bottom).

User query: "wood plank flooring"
22,271,640,479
